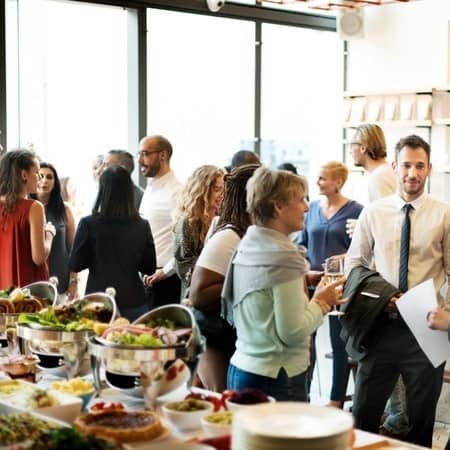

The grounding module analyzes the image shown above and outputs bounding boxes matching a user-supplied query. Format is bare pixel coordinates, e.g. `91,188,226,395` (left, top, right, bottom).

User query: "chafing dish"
0,279,59,354
88,304,206,409
16,288,117,379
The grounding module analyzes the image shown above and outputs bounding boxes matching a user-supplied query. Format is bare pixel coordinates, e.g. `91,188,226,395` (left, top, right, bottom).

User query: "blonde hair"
354,124,387,160
175,165,225,241
320,161,349,185
246,166,308,225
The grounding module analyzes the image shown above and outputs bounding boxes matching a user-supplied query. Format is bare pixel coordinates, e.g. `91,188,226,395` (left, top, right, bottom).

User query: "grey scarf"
221,225,309,325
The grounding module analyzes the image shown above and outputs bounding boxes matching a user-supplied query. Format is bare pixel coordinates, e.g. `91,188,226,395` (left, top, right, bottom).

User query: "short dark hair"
395,134,431,162
93,165,138,220
108,149,135,173
277,162,298,174
152,135,173,160
231,150,260,168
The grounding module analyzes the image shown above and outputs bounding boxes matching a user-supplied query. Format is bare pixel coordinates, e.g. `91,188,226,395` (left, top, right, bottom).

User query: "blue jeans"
227,364,307,401
382,376,409,435
329,315,351,402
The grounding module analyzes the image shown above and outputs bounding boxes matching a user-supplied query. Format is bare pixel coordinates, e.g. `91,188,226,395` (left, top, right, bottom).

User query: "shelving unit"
342,86,450,129
342,86,450,202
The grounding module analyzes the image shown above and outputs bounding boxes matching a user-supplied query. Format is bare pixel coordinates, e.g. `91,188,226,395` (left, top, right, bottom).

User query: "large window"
6,0,130,213
147,9,255,181
260,24,343,196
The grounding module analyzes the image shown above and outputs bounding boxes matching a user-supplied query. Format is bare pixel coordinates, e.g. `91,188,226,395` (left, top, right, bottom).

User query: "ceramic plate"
233,402,353,439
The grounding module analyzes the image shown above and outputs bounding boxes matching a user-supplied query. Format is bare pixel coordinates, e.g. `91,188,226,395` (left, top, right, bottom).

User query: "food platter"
89,304,206,409
16,290,117,378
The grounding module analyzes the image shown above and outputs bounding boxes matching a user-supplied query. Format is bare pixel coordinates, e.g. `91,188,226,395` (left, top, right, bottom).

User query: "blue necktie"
399,204,413,292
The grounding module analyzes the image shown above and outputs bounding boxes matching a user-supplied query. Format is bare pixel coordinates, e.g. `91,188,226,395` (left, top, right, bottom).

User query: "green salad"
18,306,93,331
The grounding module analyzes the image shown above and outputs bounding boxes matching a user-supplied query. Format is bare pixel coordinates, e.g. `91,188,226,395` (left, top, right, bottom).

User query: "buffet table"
37,373,428,450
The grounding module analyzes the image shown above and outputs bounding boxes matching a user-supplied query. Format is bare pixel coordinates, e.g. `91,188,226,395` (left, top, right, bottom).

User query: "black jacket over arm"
340,266,400,361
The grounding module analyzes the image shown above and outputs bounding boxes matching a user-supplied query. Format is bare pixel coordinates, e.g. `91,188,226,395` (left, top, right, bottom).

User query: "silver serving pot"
89,304,205,409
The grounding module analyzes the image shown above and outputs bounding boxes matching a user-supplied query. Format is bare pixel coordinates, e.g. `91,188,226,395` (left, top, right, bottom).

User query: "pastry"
74,410,164,443
14,298,44,313
0,298,14,314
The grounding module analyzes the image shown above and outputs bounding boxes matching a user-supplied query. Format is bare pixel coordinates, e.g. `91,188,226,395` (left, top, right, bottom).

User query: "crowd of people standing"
1,125,450,449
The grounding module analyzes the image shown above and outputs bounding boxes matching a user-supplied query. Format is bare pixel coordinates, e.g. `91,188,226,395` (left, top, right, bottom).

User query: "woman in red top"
0,149,55,287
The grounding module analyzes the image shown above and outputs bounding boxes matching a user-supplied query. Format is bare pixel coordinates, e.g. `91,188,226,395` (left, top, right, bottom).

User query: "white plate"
233,402,353,439
0,379,82,424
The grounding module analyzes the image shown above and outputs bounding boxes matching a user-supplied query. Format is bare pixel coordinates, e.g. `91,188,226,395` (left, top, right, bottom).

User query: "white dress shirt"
139,170,182,275
345,192,450,308
368,162,397,202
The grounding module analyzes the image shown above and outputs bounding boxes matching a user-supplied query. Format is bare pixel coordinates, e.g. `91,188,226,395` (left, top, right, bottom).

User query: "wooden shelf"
343,88,432,98
433,118,450,125
343,120,432,128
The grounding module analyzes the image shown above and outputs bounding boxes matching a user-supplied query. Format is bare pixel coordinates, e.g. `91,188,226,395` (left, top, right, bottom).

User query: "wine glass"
323,256,345,316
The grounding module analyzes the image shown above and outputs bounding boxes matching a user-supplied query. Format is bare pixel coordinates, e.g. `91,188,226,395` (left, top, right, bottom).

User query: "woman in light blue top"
222,167,345,401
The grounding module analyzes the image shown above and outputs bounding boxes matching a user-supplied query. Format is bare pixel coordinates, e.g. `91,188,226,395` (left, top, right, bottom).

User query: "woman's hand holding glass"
312,275,347,315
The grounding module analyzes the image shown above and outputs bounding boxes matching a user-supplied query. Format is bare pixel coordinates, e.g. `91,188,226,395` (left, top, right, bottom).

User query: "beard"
143,161,161,178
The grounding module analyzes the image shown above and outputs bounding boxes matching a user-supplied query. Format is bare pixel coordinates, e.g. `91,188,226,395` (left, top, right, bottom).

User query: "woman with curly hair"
173,165,225,299
189,163,260,391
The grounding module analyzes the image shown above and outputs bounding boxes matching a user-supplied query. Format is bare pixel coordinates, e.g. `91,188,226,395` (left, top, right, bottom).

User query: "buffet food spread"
0,284,428,450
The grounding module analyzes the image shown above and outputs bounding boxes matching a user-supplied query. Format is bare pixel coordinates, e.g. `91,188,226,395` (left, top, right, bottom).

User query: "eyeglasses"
136,150,162,158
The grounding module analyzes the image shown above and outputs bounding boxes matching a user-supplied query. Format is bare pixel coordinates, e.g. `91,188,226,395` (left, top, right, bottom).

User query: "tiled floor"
311,317,449,449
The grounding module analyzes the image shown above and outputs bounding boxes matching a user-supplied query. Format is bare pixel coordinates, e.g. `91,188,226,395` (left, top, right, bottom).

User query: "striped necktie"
398,203,413,292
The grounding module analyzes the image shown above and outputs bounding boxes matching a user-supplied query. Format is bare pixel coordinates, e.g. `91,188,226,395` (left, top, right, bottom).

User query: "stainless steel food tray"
16,324,92,342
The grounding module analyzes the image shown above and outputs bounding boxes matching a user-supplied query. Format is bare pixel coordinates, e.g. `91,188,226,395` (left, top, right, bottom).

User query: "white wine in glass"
324,256,345,316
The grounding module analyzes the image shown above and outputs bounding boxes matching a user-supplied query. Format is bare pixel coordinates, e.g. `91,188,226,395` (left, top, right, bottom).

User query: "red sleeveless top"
0,198,49,288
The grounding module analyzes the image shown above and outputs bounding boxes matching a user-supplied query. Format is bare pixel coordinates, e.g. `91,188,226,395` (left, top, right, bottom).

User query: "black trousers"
353,316,444,448
145,273,181,309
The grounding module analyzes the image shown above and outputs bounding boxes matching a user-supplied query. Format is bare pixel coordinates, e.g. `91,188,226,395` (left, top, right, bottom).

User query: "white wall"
346,0,450,202
348,0,450,91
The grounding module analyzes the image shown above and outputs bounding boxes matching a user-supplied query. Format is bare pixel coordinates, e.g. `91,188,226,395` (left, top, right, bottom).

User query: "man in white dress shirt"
345,134,450,447
349,124,404,438
138,135,182,307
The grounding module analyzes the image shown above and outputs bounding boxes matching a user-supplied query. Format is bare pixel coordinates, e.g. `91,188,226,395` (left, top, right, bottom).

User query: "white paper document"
396,279,450,367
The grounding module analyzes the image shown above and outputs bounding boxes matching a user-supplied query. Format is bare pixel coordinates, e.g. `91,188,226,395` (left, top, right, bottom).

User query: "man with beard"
138,135,182,307
350,123,397,202
345,134,450,447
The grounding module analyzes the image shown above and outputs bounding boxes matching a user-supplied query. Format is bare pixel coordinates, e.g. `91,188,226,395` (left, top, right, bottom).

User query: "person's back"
368,161,397,202
70,215,154,307
0,198,49,286
69,166,156,321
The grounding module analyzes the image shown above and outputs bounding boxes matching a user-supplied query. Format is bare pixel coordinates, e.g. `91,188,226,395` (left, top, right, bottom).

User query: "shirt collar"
394,191,428,211
147,169,175,187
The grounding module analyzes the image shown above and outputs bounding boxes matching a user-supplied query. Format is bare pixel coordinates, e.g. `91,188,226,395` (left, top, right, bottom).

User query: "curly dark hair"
215,163,260,238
